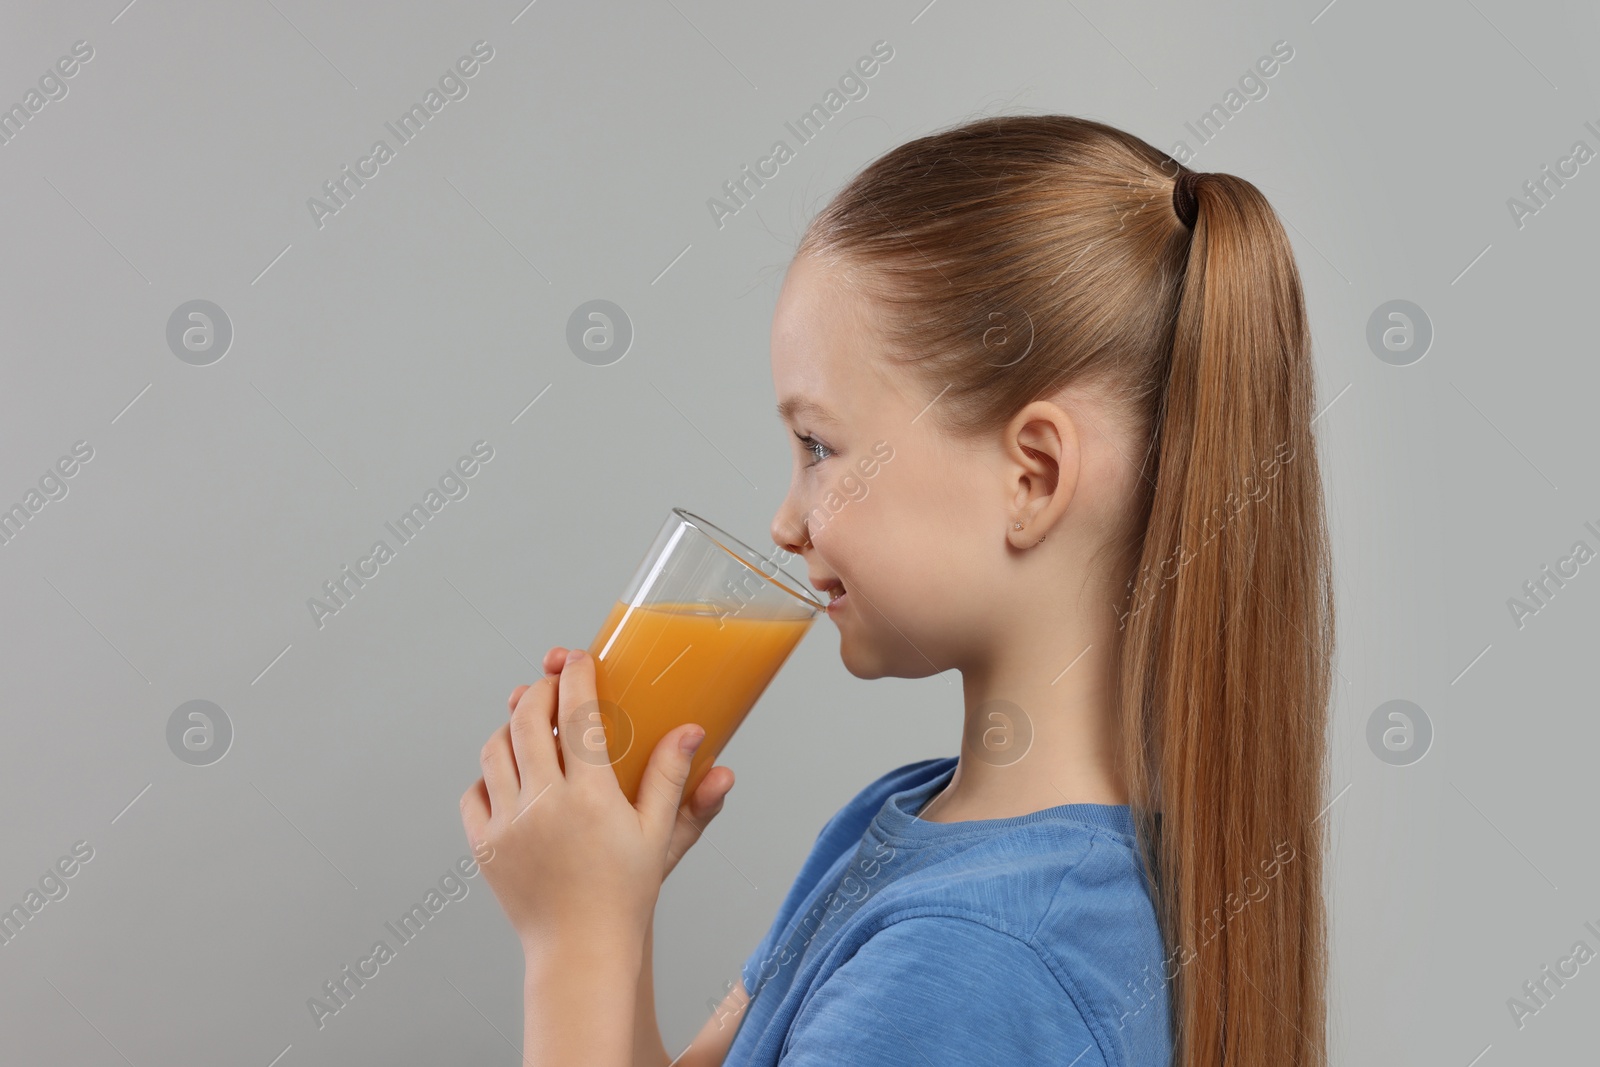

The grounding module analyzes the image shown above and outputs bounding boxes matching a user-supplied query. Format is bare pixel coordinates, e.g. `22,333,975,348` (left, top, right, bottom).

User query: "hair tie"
1172,170,1201,229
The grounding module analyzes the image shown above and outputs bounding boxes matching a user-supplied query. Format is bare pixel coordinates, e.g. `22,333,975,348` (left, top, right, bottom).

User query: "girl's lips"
809,576,846,609
825,590,849,613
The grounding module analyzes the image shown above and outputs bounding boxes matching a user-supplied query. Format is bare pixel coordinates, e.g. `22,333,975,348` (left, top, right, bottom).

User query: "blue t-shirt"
725,757,1172,1066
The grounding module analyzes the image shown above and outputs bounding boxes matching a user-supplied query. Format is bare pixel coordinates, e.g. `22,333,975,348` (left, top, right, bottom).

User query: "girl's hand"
459,646,730,958
514,646,737,882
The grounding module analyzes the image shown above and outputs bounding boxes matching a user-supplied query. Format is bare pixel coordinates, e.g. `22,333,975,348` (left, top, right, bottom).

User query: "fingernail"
565,648,584,664
680,727,705,756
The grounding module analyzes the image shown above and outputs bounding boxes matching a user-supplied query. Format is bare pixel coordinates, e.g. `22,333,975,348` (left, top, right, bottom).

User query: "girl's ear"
1002,400,1079,546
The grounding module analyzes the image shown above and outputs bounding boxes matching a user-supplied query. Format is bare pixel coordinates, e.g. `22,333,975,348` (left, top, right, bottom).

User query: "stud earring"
1013,522,1023,530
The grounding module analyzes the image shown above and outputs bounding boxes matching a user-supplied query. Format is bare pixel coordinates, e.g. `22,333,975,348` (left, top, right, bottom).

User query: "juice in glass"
585,599,814,805
559,508,824,805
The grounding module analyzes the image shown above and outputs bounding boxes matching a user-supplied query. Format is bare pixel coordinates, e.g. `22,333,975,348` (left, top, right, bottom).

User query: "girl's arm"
631,910,752,1067
522,932,642,1065
661,972,752,1067
518,907,750,1067
632,913,670,1065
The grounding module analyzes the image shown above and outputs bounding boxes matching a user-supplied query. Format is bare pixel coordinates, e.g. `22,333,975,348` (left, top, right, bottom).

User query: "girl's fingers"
508,676,563,799
689,766,734,816
479,722,521,815
506,648,570,716
555,651,613,793
664,766,733,879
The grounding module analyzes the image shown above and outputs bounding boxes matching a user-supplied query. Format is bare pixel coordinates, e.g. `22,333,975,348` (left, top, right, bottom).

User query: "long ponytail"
796,116,1335,1066
1121,167,1334,1065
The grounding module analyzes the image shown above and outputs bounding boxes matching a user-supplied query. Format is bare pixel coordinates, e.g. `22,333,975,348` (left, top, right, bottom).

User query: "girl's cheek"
835,470,869,505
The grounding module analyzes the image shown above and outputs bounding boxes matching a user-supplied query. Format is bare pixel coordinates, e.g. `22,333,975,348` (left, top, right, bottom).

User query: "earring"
1013,522,1023,530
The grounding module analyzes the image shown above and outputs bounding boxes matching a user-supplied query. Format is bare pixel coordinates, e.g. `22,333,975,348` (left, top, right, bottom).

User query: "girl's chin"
835,631,904,682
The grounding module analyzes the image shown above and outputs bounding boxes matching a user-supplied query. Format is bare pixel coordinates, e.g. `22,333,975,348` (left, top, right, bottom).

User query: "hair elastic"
1172,170,1201,229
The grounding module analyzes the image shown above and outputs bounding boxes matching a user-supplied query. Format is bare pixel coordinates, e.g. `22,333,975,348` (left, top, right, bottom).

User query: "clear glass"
568,507,824,804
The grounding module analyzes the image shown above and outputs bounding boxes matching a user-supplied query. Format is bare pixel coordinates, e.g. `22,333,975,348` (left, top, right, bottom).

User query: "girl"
463,114,1335,1067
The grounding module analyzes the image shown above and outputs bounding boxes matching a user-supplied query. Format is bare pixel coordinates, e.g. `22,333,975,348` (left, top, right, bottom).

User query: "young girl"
463,114,1335,1067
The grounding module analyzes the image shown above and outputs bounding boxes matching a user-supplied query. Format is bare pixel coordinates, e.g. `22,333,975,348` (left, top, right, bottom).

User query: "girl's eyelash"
793,431,834,465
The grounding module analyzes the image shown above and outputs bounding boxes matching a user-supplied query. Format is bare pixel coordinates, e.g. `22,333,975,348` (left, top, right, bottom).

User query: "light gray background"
2,0,1597,1063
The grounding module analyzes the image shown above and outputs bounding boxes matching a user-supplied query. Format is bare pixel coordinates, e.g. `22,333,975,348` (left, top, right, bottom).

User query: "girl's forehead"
771,273,859,397
770,254,922,427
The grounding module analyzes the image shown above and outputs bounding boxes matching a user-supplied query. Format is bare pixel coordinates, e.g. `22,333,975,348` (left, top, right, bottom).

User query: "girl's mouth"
812,577,848,613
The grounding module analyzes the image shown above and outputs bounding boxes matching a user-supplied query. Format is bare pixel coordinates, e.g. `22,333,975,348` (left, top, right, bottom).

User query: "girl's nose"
770,505,808,557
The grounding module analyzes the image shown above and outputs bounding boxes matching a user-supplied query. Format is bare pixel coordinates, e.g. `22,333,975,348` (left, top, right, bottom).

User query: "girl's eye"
793,431,834,465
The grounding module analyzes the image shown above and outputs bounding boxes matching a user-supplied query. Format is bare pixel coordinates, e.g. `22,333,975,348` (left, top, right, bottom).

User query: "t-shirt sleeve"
777,916,1108,1066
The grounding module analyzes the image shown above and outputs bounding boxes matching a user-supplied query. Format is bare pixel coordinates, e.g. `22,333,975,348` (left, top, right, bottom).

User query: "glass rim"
671,507,826,612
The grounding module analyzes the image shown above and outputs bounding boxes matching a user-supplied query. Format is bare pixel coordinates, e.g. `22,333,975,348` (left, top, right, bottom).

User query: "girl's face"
768,254,1006,679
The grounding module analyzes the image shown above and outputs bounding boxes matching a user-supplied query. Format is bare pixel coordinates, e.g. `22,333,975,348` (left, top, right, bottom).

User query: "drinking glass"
563,508,825,805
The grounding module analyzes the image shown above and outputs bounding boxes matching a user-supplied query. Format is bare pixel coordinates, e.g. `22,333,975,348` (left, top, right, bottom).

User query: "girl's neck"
920,638,1128,824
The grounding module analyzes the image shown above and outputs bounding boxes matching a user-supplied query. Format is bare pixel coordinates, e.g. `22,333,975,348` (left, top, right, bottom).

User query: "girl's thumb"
638,725,705,839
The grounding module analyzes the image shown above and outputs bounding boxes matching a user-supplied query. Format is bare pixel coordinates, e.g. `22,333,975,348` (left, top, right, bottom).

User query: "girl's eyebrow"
776,397,840,425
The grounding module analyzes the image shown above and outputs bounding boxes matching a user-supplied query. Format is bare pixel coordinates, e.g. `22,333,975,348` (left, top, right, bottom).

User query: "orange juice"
578,599,813,805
